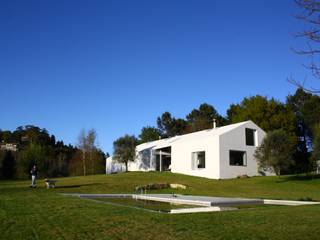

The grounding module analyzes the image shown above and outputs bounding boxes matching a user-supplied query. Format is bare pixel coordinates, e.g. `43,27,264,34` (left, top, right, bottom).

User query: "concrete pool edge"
62,193,320,207
263,199,320,206
61,193,242,214
132,194,263,207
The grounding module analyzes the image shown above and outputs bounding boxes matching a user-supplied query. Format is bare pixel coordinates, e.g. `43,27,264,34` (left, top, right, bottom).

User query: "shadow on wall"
111,163,126,173
138,149,152,170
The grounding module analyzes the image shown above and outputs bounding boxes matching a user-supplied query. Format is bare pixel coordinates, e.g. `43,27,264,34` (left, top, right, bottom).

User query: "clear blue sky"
0,0,316,153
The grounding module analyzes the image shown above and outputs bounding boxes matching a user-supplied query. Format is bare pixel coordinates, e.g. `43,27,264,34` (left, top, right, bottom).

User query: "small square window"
192,151,205,169
229,150,247,166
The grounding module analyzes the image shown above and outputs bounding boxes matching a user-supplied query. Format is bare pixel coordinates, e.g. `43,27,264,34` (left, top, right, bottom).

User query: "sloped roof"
136,121,252,152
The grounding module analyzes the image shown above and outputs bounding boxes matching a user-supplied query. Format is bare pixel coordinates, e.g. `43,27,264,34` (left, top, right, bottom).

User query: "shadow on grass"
276,174,320,183
55,183,103,189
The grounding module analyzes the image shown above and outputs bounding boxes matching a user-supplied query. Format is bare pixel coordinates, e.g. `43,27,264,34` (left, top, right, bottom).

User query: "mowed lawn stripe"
1,172,320,239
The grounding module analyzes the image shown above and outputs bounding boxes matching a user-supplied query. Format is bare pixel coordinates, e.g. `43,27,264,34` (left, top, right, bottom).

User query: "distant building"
106,156,126,174
317,160,320,174
106,120,274,179
0,143,18,152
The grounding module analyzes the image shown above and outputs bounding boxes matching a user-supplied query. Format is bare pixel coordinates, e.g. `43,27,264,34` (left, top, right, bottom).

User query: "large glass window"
229,150,247,166
245,128,256,146
192,151,205,169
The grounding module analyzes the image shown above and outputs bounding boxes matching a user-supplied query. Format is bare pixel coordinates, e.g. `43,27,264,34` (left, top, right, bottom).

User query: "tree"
77,129,88,176
55,147,69,177
170,118,188,136
1,151,16,179
76,128,102,176
0,130,11,143
157,112,187,137
254,130,295,176
87,129,97,174
227,95,297,138
92,149,106,174
139,126,162,144
287,88,313,142
311,124,320,169
19,143,46,178
50,135,56,146
113,135,138,171
312,138,320,165
157,112,173,136
0,125,101,178
291,0,320,93
287,88,314,172
186,103,227,132
68,150,84,176
301,93,320,133
287,88,320,139
156,104,226,137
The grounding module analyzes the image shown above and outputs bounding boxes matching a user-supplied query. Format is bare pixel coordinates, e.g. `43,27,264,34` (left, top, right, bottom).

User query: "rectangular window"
245,128,256,146
229,150,247,166
191,151,205,169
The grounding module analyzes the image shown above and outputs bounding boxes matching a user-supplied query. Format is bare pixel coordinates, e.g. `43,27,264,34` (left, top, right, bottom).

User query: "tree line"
113,88,320,175
2,88,319,178
0,126,106,179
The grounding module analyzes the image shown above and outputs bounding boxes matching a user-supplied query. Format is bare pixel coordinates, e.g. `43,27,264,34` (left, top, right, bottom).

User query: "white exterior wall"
219,122,266,179
106,156,126,174
171,136,220,179
106,155,152,173
128,148,155,171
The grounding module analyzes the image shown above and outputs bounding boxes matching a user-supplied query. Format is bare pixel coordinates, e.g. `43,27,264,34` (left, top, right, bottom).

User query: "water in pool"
89,197,200,213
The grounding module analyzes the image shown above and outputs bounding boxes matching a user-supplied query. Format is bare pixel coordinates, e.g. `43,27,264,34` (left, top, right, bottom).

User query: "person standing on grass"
30,165,37,188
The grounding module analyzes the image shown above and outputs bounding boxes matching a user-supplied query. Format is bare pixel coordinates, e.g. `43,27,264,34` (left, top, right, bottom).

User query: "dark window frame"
229,150,247,166
245,128,256,146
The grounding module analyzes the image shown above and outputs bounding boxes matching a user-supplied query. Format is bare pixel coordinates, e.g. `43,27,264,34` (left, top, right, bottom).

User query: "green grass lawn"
1,172,320,240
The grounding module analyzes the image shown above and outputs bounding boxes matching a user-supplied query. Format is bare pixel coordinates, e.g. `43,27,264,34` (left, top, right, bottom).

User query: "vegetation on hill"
0,126,105,179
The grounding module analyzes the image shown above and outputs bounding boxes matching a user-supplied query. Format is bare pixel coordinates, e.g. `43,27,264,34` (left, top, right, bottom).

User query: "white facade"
106,121,270,179
106,156,126,174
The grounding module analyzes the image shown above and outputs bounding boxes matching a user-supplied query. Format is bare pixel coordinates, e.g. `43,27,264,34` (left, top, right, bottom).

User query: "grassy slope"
1,172,320,240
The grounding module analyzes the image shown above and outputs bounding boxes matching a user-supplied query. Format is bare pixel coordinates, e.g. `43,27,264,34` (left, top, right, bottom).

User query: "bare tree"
77,129,88,176
87,129,97,174
77,128,99,176
292,0,320,93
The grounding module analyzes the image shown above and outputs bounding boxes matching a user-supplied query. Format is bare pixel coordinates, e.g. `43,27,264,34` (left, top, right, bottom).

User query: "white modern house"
106,120,270,179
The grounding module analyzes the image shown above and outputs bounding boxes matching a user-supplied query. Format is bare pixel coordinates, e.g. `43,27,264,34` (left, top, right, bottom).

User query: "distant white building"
106,156,126,174
106,121,272,179
0,143,18,152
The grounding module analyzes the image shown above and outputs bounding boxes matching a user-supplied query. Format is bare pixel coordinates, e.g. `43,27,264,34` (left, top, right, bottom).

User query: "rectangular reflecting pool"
93,197,201,213
76,194,239,214
63,193,319,214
